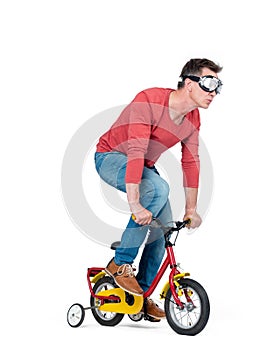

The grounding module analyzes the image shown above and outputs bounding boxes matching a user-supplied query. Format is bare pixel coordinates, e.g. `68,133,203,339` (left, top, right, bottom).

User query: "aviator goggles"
179,75,223,94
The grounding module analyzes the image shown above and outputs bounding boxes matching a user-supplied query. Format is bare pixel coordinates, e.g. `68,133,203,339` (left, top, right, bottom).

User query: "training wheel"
128,312,144,322
67,303,85,327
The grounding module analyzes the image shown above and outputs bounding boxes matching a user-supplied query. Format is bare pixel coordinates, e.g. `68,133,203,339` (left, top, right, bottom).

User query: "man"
94,58,222,320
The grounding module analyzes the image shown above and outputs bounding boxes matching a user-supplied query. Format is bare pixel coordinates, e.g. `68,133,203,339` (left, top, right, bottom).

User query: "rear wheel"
164,278,210,335
90,276,124,326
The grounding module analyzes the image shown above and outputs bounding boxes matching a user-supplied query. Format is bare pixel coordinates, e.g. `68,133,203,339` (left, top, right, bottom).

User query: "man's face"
188,68,220,109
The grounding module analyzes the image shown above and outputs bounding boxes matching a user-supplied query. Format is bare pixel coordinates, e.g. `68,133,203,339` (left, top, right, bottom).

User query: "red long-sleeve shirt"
96,88,200,188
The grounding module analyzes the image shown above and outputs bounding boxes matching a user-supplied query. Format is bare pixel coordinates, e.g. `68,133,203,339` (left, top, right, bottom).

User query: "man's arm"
183,187,202,228
126,183,152,225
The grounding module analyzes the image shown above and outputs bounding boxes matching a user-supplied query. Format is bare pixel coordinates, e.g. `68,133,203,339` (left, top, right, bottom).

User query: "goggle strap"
180,75,200,83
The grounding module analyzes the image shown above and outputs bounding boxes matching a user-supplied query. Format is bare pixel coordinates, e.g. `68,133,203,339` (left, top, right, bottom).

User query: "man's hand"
183,210,202,229
126,183,152,225
131,206,152,225
183,187,201,229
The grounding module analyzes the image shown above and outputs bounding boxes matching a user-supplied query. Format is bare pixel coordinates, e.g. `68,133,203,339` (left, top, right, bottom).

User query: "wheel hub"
185,302,195,312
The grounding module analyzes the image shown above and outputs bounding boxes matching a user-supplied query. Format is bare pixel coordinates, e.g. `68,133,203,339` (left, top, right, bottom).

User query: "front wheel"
164,278,210,336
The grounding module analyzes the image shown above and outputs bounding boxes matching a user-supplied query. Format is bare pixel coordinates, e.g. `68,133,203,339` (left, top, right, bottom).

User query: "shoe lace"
147,298,160,308
117,264,135,277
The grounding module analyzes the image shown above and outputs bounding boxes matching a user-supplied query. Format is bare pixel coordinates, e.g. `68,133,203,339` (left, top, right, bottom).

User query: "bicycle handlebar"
151,217,191,233
132,214,191,233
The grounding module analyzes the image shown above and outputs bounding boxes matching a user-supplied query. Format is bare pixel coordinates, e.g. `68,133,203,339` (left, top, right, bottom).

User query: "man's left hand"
183,211,202,229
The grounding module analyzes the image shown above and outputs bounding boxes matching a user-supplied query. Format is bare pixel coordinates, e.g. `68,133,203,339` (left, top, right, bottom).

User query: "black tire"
90,276,124,326
67,303,85,328
128,313,144,322
164,278,210,335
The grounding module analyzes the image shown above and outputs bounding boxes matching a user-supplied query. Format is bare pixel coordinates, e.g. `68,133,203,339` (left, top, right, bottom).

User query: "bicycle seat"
110,241,121,250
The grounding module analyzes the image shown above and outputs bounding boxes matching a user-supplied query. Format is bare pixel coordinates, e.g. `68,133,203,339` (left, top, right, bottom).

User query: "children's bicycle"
67,218,210,336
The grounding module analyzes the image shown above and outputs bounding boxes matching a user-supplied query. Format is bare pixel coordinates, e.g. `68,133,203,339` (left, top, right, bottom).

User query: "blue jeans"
94,151,172,291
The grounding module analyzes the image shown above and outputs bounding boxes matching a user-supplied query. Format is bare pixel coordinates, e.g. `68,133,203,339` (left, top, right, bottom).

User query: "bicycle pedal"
144,315,161,323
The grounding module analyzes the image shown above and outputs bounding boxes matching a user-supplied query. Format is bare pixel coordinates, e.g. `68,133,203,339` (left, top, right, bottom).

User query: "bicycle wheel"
164,278,210,335
128,313,144,322
67,303,85,328
90,276,124,326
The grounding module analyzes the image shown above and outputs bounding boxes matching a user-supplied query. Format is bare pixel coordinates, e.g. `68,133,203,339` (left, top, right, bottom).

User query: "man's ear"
185,78,193,92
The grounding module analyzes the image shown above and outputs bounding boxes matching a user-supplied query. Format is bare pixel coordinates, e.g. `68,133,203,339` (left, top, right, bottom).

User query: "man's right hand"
131,207,152,225
126,183,153,225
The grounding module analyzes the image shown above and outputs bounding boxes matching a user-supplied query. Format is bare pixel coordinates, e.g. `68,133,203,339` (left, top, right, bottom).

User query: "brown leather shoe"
142,298,166,319
105,258,143,296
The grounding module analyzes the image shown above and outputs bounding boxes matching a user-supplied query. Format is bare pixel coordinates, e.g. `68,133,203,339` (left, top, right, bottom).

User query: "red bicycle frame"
87,267,121,303
86,220,190,308
143,244,184,307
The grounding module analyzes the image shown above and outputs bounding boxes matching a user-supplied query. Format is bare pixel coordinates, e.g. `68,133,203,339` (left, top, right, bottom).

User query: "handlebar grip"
132,214,157,222
185,218,192,226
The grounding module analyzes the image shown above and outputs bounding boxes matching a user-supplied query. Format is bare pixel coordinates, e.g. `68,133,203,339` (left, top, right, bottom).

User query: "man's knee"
139,176,169,209
155,177,170,205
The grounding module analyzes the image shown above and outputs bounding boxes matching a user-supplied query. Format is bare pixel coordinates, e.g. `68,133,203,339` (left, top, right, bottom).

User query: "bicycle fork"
165,245,189,308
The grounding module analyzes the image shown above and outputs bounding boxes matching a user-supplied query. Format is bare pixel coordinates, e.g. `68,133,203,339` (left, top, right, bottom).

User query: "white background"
1,0,274,348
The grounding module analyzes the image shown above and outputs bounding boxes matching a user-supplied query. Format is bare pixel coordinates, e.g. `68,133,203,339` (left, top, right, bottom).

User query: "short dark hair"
177,58,223,89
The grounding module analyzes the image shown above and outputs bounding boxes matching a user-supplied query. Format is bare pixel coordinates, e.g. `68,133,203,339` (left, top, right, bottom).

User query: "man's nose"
210,90,217,97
